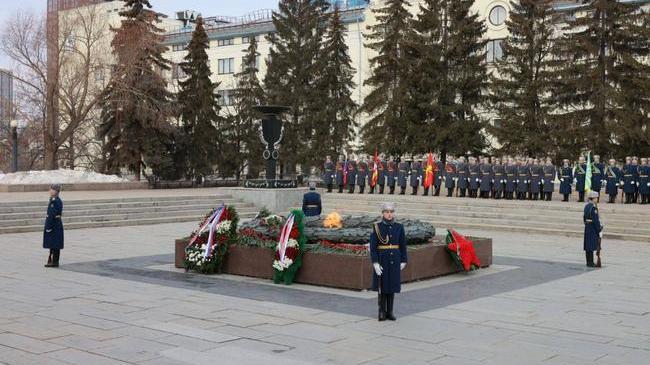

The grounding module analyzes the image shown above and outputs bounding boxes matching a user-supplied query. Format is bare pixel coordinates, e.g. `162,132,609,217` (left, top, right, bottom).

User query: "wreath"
272,209,306,285
184,205,239,274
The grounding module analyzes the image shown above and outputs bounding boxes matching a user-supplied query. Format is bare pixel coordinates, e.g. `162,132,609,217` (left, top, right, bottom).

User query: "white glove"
599,232,603,238
560,178,564,182
491,179,494,183
647,183,649,187
476,178,479,182
516,180,519,183
574,179,577,184
400,262,406,271
541,179,545,184
631,181,636,185
620,181,624,186
373,263,383,276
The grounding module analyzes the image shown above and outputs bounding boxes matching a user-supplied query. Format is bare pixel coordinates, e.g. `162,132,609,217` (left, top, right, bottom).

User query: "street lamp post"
10,119,18,173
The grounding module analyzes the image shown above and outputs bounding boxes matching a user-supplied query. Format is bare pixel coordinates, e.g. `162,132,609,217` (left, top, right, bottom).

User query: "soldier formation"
321,154,650,205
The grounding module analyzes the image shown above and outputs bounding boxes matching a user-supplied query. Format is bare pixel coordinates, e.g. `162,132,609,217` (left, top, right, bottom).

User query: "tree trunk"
68,133,75,170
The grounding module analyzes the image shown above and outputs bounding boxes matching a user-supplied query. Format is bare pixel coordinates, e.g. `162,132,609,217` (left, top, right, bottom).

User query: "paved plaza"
1,208,650,364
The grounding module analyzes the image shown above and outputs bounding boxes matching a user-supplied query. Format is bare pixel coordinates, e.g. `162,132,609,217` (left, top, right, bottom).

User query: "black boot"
386,294,396,321
423,187,429,196
359,186,365,194
389,186,395,195
338,185,343,193
327,184,333,193
378,294,387,321
586,251,595,267
434,187,440,196
411,187,417,195
447,188,453,197
46,249,59,268
400,187,405,195
379,186,385,194
578,191,585,202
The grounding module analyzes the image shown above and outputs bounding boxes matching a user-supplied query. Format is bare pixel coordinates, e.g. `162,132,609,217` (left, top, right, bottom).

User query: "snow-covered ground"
0,170,129,185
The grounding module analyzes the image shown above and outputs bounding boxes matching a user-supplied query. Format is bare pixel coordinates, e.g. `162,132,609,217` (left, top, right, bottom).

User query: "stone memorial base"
175,237,492,290
220,187,309,214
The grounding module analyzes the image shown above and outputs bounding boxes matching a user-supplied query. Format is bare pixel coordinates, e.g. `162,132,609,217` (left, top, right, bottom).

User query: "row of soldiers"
322,154,650,204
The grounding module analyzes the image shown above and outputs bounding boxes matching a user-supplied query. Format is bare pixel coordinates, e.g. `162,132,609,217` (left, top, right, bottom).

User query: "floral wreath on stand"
272,209,306,285
184,204,239,274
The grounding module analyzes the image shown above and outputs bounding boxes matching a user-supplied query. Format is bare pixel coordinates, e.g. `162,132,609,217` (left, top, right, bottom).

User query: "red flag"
370,150,379,187
343,159,348,186
423,152,434,188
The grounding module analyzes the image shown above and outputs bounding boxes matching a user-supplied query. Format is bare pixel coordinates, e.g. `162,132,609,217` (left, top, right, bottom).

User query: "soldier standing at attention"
479,157,492,199
516,158,529,200
456,156,469,197
583,191,602,268
530,158,543,200
505,157,517,200
591,155,604,202
493,158,505,199
468,157,480,198
632,156,640,203
377,155,387,194
347,156,357,194
387,158,397,195
639,158,649,204
322,155,335,193
335,156,345,193
398,157,409,195
370,202,407,321
605,159,622,204
622,156,635,204
542,157,556,201
559,159,573,202
444,157,457,197
434,156,444,196
357,157,368,194
44,184,64,268
574,155,587,202
410,156,422,196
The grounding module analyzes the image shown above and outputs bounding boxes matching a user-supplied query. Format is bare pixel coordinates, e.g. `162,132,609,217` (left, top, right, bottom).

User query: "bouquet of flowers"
184,205,239,274
272,209,306,285
445,229,481,272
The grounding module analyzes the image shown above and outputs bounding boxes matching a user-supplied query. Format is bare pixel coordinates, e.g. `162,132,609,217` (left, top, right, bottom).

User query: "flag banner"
343,159,348,186
424,153,434,188
585,152,592,193
371,150,379,187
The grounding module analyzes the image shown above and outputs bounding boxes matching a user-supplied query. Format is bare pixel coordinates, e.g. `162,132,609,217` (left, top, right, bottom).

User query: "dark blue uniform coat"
457,162,469,190
542,165,556,193
530,165,543,194
591,163,604,192
493,164,505,192
43,197,64,249
639,165,650,195
479,164,492,192
622,164,636,194
377,161,387,187
398,162,409,188
560,167,573,195
444,163,457,189
469,164,480,190
505,164,517,192
370,220,407,294
357,161,368,187
410,162,422,188
575,164,587,192
322,161,335,185
387,162,397,188
347,161,357,189
583,202,601,252
517,165,530,193
335,162,345,186
434,161,444,188
605,166,621,197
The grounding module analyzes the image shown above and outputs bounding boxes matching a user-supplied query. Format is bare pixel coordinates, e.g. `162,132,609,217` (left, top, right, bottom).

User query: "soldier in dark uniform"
622,156,634,203
44,184,64,268
574,155,587,202
387,158,397,194
302,182,322,217
347,157,357,194
409,156,422,196
456,157,468,197
583,191,602,268
530,158,543,200
516,158,530,200
322,155,335,193
632,156,640,203
335,156,345,193
559,159,573,202
505,157,517,200
468,157,480,198
605,159,622,203
398,158,409,195
377,155,387,194
357,158,368,194
370,202,407,321
591,155,604,202
479,157,492,198
434,157,444,196
492,158,505,199
639,157,649,204
542,157,556,201
444,158,457,197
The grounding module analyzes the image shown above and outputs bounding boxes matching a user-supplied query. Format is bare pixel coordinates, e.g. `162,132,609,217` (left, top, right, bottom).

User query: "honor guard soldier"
44,184,64,268
347,157,357,194
457,157,469,197
335,156,345,193
398,157,409,195
505,157,517,200
468,157,480,198
444,159,457,197
632,157,640,203
370,202,407,321
605,159,622,203
542,157,556,201
639,158,649,204
574,156,587,202
377,155,387,194
622,156,635,204
583,191,602,268
493,158,505,199
434,157,444,196
559,159,573,202
516,158,530,200
530,158,543,200
322,155,335,193
387,158,397,194
479,157,492,198
410,156,422,196
357,158,368,194
591,155,604,200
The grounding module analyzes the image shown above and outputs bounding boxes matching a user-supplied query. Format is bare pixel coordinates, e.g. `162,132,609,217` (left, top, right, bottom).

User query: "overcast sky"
0,0,279,68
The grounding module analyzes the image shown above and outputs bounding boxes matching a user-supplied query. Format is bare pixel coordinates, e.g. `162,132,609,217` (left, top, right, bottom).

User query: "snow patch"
0,170,129,185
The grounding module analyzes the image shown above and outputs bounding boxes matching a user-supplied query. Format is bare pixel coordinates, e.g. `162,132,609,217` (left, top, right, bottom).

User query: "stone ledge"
0,181,149,192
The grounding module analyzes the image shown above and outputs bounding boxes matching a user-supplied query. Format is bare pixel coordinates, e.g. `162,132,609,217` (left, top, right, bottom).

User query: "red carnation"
289,225,299,239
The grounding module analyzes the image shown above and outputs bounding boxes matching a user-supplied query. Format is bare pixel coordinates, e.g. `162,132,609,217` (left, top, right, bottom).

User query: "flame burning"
323,212,343,229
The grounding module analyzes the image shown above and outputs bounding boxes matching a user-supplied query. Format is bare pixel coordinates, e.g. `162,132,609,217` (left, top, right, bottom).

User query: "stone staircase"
320,193,650,242
0,194,258,234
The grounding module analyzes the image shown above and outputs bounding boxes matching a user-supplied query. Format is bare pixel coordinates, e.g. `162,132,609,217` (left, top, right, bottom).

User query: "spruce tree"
177,17,222,181
264,0,330,175
317,5,357,158
552,0,650,158
361,0,414,156
488,0,556,157
226,36,266,181
98,0,173,180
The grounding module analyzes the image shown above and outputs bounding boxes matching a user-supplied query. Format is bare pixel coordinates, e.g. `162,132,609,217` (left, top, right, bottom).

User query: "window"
241,56,260,71
489,5,507,26
242,35,260,44
171,44,185,52
217,38,234,47
218,58,235,74
217,89,235,106
486,39,504,63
